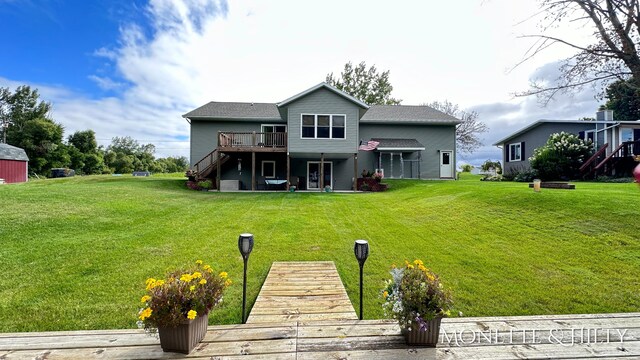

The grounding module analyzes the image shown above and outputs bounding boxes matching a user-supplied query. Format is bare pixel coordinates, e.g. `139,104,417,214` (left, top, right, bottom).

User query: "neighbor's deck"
1,261,639,359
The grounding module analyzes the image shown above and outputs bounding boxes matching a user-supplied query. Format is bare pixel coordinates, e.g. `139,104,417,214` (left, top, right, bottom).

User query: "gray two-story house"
184,83,460,191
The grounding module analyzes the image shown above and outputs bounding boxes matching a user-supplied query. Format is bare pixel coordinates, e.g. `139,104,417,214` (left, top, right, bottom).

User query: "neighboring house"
184,82,460,191
0,143,29,184
493,110,640,177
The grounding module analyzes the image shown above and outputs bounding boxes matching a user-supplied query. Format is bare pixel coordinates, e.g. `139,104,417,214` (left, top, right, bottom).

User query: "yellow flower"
199,279,207,285
383,290,388,299
407,264,414,269
192,271,202,279
219,271,228,279
195,260,203,265
180,273,193,282
140,295,151,303
154,280,165,288
190,285,196,292
418,264,427,272
203,265,212,273
145,278,156,291
404,260,410,267
139,307,152,321
413,259,424,266
391,264,396,269
224,279,232,287
187,310,197,320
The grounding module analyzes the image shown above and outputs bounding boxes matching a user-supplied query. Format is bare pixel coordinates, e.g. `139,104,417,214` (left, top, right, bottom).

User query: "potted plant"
382,260,453,347
373,171,384,183
138,260,232,354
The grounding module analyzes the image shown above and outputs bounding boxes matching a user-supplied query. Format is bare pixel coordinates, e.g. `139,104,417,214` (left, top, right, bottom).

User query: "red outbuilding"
0,143,29,184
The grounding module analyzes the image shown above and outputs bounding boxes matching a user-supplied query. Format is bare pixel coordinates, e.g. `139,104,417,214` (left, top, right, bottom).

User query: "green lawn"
0,173,638,332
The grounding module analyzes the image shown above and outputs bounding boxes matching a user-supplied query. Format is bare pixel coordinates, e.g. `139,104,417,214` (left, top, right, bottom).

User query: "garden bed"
357,178,388,192
528,182,575,189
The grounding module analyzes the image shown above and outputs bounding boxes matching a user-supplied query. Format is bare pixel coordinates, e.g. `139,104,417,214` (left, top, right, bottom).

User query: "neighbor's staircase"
580,141,640,178
191,148,230,182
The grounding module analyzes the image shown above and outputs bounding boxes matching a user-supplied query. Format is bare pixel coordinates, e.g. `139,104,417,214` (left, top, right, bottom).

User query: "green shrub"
461,164,473,172
513,170,538,182
197,180,213,190
529,132,593,181
594,176,635,183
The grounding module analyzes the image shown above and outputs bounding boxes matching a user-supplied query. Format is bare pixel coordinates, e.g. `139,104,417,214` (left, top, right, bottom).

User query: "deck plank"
246,261,358,324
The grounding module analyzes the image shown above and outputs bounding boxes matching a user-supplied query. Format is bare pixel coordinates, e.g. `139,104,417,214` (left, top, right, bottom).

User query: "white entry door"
440,151,453,178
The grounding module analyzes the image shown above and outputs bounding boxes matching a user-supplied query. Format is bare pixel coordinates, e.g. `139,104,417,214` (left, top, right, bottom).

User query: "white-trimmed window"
509,143,522,162
261,161,275,178
300,114,346,139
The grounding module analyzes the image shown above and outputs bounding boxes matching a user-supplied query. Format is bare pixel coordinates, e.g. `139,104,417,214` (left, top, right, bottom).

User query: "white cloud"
0,0,606,161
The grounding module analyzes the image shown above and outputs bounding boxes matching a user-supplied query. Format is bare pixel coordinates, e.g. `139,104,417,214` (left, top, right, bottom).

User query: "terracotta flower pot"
402,317,442,347
158,313,208,354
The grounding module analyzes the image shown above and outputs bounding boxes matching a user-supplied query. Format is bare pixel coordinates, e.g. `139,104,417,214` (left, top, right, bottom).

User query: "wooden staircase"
582,140,640,178
580,143,608,177
191,149,230,181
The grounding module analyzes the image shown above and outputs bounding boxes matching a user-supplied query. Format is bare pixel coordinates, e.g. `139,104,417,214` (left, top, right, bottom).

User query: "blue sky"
0,0,600,164
1,1,145,95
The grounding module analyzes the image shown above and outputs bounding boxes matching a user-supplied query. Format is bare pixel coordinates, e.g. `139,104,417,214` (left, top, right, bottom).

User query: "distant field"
0,173,638,332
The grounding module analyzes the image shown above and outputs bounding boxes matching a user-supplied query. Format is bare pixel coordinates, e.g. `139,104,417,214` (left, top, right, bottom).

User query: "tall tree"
426,100,489,154
4,86,51,142
68,130,105,174
17,118,68,175
326,61,402,105
519,0,640,102
604,77,640,119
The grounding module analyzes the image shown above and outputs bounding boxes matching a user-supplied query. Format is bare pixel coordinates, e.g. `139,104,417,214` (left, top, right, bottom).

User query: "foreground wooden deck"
2,314,638,359
1,261,639,359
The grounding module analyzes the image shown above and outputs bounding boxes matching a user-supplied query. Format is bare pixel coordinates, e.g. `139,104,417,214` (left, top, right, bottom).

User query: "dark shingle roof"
183,102,282,120
362,105,460,124
371,138,425,149
278,82,369,109
0,143,29,161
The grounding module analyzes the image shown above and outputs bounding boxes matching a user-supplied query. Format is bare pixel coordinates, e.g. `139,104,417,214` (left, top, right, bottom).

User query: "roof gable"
277,82,369,109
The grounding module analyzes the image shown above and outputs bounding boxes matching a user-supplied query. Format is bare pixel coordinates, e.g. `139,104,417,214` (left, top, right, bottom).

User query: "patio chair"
256,176,267,190
290,176,299,188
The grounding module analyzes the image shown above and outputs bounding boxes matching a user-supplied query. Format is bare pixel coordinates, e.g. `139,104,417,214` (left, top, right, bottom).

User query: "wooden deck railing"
218,132,287,148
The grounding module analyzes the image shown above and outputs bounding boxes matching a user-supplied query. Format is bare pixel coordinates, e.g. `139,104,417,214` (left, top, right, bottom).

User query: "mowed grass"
0,173,638,332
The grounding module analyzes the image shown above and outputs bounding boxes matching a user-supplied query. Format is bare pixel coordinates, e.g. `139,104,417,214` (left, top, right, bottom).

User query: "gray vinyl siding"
501,122,597,174
285,88,360,154
359,124,456,179
190,120,274,166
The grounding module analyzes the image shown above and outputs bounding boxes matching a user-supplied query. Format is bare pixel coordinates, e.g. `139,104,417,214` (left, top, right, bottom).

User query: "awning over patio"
370,138,425,151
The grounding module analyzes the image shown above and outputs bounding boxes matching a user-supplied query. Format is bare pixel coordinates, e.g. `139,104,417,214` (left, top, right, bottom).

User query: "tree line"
0,85,188,177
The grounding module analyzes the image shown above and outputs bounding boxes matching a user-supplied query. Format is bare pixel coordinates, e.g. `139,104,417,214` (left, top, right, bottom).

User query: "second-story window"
301,114,346,139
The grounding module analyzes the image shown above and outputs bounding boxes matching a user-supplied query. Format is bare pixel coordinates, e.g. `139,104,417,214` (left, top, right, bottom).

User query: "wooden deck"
246,261,357,323
1,261,639,359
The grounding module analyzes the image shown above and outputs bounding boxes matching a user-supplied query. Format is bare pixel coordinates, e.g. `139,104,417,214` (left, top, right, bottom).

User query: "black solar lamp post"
354,240,369,320
238,233,254,324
